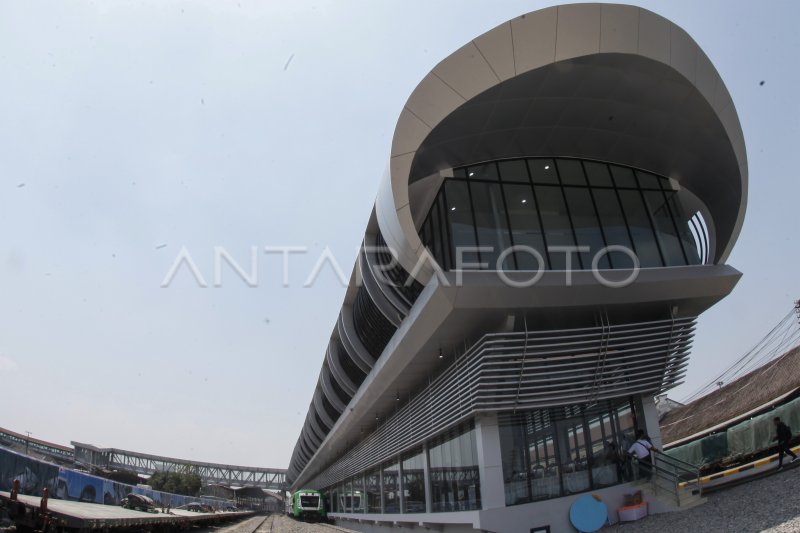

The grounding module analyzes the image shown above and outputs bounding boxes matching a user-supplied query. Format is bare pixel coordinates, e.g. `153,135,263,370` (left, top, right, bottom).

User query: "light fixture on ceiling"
451,206,456,211
396,391,400,401
468,172,474,177
439,348,444,359
521,199,527,204
544,165,550,170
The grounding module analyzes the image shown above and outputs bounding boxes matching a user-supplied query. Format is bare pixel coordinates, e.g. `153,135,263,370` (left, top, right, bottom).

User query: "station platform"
0,491,254,530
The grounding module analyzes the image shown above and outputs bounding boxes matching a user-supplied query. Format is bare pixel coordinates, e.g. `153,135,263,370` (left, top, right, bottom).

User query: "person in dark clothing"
773,417,798,469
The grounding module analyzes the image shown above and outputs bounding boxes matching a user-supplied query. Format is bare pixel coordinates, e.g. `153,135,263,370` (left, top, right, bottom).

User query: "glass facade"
499,400,636,506
366,468,381,513
428,423,481,512
325,421,480,515
324,406,644,515
420,157,702,271
402,449,426,513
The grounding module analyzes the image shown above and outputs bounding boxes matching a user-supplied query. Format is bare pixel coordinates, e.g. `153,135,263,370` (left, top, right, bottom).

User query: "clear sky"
1,0,798,469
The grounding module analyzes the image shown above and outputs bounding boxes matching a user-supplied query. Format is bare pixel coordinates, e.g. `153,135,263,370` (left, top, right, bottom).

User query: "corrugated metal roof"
661,346,800,445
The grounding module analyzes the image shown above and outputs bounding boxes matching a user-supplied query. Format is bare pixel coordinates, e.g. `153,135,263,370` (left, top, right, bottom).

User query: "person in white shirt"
627,430,654,480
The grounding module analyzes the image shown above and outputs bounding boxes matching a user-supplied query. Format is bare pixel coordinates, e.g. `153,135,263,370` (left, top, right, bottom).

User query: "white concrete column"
636,394,663,450
475,412,506,510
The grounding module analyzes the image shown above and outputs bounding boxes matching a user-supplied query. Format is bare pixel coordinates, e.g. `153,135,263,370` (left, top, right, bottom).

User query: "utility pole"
25,431,31,455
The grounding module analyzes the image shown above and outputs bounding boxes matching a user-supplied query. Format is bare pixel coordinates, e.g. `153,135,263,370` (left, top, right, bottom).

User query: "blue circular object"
569,494,608,532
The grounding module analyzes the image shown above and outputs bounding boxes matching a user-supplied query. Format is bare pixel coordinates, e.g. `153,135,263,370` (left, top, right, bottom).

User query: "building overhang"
377,3,747,284
291,264,741,489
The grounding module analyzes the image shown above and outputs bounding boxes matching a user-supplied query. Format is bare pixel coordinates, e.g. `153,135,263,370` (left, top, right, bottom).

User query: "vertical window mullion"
612,185,640,262
637,188,667,267
582,160,613,269
582,414,595,490
440,184,454,270
498,183,519,270
465,177,483,269
552,163,585,269
661,189,690,265
526,159,551,270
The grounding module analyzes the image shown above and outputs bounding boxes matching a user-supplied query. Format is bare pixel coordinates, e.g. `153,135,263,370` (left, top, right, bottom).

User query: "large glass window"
401,448,426,513
584,161,613,187
556,158,587,186
467,162,498,181
420,157,703,273
443,180,479,267
498,159,530,183
343,479,353,512
642,190,687,266
382,460,400,513
351,474,365,513
366,468,381,513
665,191,702,265
331,487,338,513
563,187,609,269
503,183,549,270
560,417,591,494
499,400,636,506
617,190,663,268
470,181,513,270
535,185,577,269
529,158,558,184
428,423,481,512
591,188,636,269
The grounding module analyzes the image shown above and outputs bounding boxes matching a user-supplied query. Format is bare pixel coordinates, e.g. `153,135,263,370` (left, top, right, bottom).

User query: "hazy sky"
1,1,798,470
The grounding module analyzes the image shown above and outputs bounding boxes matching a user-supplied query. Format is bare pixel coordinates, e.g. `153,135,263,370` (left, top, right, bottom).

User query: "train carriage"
287,488,326,521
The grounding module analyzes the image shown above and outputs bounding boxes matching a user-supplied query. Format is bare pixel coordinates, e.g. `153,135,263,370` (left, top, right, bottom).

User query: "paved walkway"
603,463,800,532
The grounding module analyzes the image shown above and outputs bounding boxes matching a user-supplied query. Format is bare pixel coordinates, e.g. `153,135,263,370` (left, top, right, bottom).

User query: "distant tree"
148,470,201,497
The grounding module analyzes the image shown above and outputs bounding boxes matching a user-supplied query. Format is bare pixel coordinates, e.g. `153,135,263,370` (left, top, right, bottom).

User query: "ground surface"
603,464,800,532
4,467,800,533
198,514,357,533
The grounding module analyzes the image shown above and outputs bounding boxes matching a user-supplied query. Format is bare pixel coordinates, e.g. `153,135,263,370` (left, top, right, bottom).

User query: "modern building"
287,4,747,532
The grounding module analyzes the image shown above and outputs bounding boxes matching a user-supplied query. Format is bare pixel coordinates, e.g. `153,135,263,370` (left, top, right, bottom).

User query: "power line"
681,302,800,404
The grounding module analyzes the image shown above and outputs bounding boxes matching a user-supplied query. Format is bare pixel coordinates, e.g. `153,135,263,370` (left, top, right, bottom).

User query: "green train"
286,488,326,521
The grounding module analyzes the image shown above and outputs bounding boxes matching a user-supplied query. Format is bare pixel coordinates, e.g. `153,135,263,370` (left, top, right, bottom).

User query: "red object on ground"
11,479,19,501
618,501,648,522
41,487,49,511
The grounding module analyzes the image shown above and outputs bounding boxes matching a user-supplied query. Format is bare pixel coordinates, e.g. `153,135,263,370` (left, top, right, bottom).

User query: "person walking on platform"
627,430,654,480
773,417,798,469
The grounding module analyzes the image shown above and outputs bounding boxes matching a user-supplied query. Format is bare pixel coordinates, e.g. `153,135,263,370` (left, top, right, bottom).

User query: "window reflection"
401,449,426,513
351,475,364,513
382,460,400,513
366,468,381,513
504,183,548,270
428,423,481,512
470,181,513,270
443,180,478,267
535,185,577,269
421,158,703,272
499,400,635,506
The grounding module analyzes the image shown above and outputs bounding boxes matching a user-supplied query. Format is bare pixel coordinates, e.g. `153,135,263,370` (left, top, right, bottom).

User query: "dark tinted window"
470,181,513,270
535,185,576,269
444,180,479,267
504,183,548,270
584,161,613,187
498,159,530,183
564,188,609,269
556,159,586,186
529,159,559,184
467,162,498,181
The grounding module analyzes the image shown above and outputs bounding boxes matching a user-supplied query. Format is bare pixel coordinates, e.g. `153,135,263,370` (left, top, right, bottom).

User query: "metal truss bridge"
72,442,286,490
